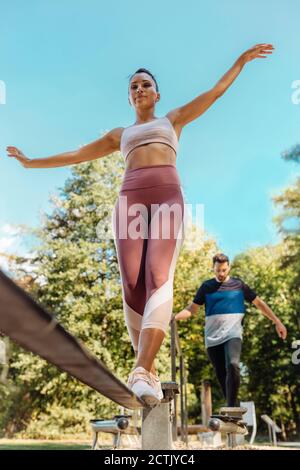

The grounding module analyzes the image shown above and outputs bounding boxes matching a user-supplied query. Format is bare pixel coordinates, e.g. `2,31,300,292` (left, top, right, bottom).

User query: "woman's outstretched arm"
167,43,274,128
6,127,124,169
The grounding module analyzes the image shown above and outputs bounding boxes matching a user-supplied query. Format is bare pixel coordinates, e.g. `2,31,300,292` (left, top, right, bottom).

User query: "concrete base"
142,402,173,450
198,431,222,447
235,434,245,445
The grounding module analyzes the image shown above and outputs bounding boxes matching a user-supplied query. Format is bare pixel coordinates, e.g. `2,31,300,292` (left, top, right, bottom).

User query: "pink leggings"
112,165,185,352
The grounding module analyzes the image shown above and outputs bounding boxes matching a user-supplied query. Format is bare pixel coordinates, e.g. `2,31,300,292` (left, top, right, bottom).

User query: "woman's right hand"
6,146,31,168
238,43,274,66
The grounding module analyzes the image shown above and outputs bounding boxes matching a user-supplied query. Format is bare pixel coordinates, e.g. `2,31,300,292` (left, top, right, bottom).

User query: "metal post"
183,360,188,446
170,319,176,381
170,318,188,446
170,319,178,441
201,380,212,427
179,355,184,441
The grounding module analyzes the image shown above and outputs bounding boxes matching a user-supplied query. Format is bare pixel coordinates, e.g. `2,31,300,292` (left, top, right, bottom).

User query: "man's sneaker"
149,372,164,400
127,366,161,407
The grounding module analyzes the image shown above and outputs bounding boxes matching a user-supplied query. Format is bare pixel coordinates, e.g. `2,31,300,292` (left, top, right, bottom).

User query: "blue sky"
0,0,299,265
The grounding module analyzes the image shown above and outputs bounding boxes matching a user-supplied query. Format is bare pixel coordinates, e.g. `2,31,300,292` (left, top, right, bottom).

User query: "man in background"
175,253,287,406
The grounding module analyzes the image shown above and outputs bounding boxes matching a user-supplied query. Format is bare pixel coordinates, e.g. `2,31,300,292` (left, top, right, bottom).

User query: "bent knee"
147,269,169,291
123,280,138,293
227,361,240,372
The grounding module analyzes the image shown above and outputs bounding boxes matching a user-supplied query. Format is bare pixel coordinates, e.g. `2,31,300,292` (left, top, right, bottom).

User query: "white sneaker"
127,366,161,407
149,372,164,400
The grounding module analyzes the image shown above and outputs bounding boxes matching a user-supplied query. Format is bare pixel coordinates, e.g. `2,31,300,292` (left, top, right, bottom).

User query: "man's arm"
174,302,200,321
252,296,287,339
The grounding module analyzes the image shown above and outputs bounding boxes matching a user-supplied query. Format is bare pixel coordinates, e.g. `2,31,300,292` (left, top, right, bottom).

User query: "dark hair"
213,253,230,265
128,68,159,92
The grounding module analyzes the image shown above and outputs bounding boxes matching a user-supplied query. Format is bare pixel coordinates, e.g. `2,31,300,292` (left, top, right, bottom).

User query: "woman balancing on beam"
6,43,274,406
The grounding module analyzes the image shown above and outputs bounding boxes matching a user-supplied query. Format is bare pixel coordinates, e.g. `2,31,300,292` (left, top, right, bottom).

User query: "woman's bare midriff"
125,142,177,170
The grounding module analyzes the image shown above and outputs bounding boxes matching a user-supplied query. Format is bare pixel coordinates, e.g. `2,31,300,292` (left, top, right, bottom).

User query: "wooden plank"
0,270,144,410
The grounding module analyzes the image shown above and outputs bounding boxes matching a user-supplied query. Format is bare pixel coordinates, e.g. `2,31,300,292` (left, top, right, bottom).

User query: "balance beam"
0,270,143,409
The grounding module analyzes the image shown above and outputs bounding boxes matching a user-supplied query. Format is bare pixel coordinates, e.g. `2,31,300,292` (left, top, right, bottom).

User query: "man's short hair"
213,253,230,265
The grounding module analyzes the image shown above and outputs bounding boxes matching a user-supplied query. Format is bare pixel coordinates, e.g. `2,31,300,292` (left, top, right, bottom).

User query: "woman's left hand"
239,43,274,65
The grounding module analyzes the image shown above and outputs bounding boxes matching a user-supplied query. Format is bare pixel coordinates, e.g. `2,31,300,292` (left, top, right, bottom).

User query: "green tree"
273,144,300,328
1,152,131,437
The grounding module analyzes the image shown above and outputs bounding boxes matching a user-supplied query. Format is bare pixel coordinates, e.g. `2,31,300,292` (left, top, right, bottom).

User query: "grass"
0,440,91,450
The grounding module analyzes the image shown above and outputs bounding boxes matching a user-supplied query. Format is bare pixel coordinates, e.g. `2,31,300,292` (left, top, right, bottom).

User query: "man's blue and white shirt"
193,277,257,348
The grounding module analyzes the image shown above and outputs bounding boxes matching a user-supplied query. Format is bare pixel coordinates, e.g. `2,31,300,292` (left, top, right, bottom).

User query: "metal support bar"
208,407,248,449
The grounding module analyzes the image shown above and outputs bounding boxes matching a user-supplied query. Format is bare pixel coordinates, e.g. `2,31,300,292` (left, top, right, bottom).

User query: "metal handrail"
170,318,188,445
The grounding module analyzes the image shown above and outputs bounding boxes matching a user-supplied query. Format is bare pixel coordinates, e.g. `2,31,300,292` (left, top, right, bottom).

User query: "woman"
6,43,274,406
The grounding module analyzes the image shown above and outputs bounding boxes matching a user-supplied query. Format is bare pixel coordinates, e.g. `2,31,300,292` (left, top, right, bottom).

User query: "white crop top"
120,116,179,160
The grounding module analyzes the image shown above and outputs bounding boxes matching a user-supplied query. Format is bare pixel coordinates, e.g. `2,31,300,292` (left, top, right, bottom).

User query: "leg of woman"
112,194,147,352
135,184,185,371
113,192,159,376
134,347,157,375
135,328,165,371
224,338,242,406
113,166,184,403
